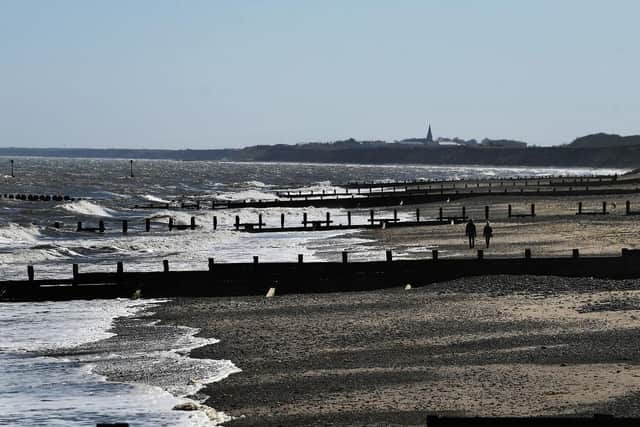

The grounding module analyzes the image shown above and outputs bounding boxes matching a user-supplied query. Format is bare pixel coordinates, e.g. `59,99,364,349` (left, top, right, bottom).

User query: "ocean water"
0,158,627,425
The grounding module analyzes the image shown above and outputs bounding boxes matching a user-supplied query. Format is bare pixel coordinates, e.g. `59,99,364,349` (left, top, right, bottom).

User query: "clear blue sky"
1,1,639,149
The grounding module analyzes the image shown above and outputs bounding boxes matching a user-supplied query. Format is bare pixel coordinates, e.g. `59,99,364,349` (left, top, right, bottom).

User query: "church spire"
426,123,433,144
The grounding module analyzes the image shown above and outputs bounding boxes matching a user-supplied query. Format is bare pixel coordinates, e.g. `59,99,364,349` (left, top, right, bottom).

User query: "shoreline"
148,275,640,425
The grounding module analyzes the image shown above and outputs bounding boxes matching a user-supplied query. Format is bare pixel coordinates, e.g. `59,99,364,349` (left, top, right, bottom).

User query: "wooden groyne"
2,248,640,301
2,193,79,202
130,186,640,211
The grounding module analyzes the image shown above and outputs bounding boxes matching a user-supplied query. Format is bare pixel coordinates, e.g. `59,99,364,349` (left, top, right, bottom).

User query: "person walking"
483,221,493,248
465,219,477,249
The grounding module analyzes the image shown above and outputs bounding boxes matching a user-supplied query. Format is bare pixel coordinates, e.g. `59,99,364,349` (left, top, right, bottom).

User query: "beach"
142,275,640,425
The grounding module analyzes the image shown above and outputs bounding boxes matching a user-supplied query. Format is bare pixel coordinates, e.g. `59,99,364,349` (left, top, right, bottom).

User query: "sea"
0,158,627,426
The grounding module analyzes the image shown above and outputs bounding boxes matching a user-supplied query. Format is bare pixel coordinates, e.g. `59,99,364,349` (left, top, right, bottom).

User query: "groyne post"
145,218,151,232
258,214,262,230
485,206,489,220
462,206,466,219
208,258,214,271
393,209,398,222
386,250,392,262
572,249,580,258
438,207,443,221
117,261,123,274
163,260,169,272
122,220,128,234
432,249,438,260
27,265,34,281
72,264,79,282
416,208,420,222
169,217,174,231
326,212,331,226
531,203,536,217
213,216,217,230
77,221,82,232
347,211,352,226
626,200,631,215
10,159,14,178
190,216,196,230
370,210,374,224
298,254,303,263
235,216,240,230
99,220,105,233
508,204,512,218
281,213,285,229
603,201,607,214
303,212,308,228
578,202,583,214
253,256,259,264
342,251,348,263
525,248,531,259
477,250,484,260
130,160,134,178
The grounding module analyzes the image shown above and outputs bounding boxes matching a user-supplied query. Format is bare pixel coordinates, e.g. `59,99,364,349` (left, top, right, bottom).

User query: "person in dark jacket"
483,221,493,248
465,219,476,248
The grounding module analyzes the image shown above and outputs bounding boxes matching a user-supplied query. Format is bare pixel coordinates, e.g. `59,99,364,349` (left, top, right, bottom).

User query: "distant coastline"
1,133,639,168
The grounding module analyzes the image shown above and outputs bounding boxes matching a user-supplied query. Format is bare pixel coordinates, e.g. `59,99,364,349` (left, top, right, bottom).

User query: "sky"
1,1,639,149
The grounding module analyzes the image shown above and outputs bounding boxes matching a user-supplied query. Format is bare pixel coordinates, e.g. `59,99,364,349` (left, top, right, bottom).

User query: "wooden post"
485,206,489,220
99,220,105,233
196,200,201,210
190,216,196,230
386,250,392,262
578,202,582,214
438,207,443,221
213,216,217,230
326,212,331,227
303,212,308,228
122,220,128,234
208,258,214,271
130,160,134,178
370,209,374,224
432,249,438,260
163,260,169,272
235,215,240,230
477,250,484,260
416,208,420,222
72,263,79,279
54,221,61,229
626,200,631,215
508,204,512,218
253,256,259,264
602,201,607,214
347,211,352,226
531,203,535,217
258,214,262,230
27,265,34,281
572,249,579,258
77,221,82,232
462,206,466,219
298,254,303,263
117,261,123,274
10,159,14,178
281,213,285,229
169,217,174,231
145,218,151,232
525,248,531,259
393,209,397,222
342,251,348,263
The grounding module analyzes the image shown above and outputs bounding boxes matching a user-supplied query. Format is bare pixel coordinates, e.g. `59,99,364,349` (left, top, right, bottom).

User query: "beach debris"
266,287,276,298
404,284,412,290
173,401,200,411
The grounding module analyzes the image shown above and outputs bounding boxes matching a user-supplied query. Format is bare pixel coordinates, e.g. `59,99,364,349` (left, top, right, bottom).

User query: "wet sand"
150,276,640,425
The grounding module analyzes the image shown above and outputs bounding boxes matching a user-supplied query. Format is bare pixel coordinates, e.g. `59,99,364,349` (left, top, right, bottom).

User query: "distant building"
426,124,434,144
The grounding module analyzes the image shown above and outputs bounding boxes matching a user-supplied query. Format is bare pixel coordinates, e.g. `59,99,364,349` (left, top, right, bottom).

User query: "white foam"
143,194,172,204
59,200,118,218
